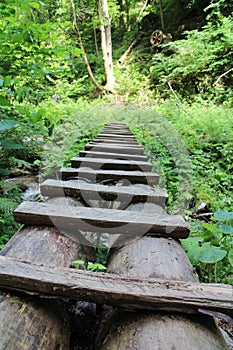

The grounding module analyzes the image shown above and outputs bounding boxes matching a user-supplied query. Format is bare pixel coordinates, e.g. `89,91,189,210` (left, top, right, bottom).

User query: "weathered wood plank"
40,179,168,205
59,167,159,185
85,144,145,155
89,142,142,149
98,133,136,139
79,150,148,161
93,138,138,144
70,157,152,172
14,201,189,237
0,256,232,317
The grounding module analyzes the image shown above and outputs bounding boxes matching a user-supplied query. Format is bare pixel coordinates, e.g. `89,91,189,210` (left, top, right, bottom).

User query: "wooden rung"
40,179,168,205
93,138,138,144
85,144,145,155
59,167,159,185
0,256,232,317
14,201,189,238
70,157,153,172
79,150,148,162
98,133,136,139
89,142,142,149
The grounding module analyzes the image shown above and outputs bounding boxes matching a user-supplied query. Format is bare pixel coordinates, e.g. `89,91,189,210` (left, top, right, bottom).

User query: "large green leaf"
0,168,10,175
199,247,227,263
214,209,233,221
219,224,233,235
0,120,17,131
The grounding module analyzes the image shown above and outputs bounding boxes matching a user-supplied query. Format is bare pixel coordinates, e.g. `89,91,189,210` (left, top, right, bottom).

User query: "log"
97,237,229,349
59,167,159,185
79,150,148,161
70,157,152,171
14,201,190,238
40,179,168,205
0,256,232,317
0,197,94,350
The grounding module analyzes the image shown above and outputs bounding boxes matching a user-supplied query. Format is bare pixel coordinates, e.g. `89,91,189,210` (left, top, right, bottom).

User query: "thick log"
70,157,152,171
14,201,190,238
97,237,229,349
59,167,159,185
0,225,93,350
84,144,145,155
40,179,168,205
0,256,232,317
79,150,148,161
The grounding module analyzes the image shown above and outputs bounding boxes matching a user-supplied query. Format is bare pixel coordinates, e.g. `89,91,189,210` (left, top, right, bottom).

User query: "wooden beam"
14,201,189,238
79,150,148,161
85,144,145,155
88,142,142,149
98,133,136,139
93,138,139,144
0,256,232,317
59,167,159,185
40,179,168,205
70,157,152,172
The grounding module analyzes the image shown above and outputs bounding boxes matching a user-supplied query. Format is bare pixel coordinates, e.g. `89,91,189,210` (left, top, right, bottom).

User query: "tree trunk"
0,225,94,349
98,0,115,92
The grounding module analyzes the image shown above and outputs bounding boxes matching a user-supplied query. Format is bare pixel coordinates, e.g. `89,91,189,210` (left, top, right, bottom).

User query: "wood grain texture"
59,167,159,185
70,157,152,171
40,179,168,205
14,201,189,238
0,256,232,317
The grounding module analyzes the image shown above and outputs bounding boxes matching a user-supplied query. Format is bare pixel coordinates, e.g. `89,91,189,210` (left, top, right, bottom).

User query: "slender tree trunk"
70,0,103,91
98,0,115,92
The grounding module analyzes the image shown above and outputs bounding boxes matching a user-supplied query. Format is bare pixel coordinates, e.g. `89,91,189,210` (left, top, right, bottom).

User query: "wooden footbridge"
0,122,232,349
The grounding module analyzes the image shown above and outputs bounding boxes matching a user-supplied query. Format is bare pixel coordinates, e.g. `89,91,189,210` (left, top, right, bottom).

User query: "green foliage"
182,209,233,284
149,11,233,103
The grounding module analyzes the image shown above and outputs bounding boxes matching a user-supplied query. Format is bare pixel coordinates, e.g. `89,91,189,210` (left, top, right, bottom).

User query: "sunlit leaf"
214,209,233,221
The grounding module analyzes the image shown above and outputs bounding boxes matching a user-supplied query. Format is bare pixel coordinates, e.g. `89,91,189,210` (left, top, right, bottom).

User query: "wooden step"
14,202,189,238
40,179,168,205
89,142,142,149
85,144,145,155
59,167,159,185
98,133,136,139
70,157,152,172
79,150,148,162
93,138,138,144
0,256,232,317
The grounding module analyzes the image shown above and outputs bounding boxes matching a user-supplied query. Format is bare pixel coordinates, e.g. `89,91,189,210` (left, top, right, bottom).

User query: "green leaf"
199,247,227,264
3,76,12,87
0,140,24,149
0,120,17,131
30,1,41,9
219,224,233,235
0,96,11,107
71,260,85,265
228,249,233,267
214,209,233,221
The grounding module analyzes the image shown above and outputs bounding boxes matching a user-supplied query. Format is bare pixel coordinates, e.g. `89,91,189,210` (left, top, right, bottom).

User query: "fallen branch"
213,68,233,86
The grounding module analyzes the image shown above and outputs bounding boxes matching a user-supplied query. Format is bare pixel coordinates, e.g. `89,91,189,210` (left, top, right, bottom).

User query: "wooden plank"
88,142,143,149
40,179,168,205
59,167,159,185
85,144,145,155
93,138,138,144
102,129,133,135
98,133,136,139
14,201,189,237
70,157,152,172
0,256,232,317
79,150,148,161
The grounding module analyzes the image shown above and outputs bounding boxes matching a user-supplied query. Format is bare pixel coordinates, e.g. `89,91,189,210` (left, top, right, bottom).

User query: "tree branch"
213,68,233,86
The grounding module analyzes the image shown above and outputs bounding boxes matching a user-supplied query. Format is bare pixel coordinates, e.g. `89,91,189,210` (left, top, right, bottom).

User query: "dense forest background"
0,0,232,283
